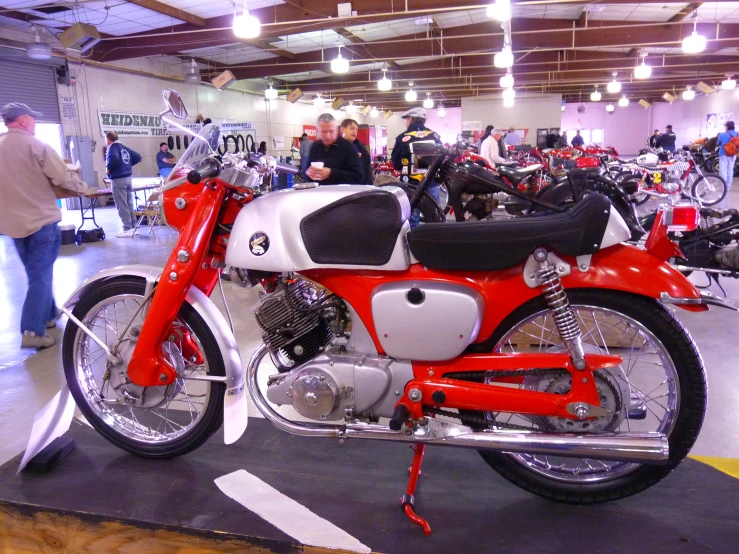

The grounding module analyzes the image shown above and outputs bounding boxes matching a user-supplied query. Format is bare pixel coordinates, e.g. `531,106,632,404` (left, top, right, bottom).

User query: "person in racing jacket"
391,107,442,228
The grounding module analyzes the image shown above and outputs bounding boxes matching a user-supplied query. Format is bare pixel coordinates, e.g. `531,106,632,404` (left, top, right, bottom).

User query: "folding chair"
131,189,173,237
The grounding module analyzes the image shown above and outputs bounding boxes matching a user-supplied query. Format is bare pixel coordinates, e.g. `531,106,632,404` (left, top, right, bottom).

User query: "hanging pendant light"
423,93,434,109
184,59,200,84
500,70,514,89
438,104,446,119
606,103,615,113
313,94,325,108
378,68,392,91
331,44,350,74
405,82,417,102
370,107,379,118
233,0,261,38
618,95,629,107
26,26,51,60
561,100,566,112
590,86,601,102
607,72,621,94
634,51,651,79
682,15,706,54
502,87,515,101
682,86,696,101
494,47,514,69
486,0,511,22
722,76,737,90
503,97,514,108
264,83,278,99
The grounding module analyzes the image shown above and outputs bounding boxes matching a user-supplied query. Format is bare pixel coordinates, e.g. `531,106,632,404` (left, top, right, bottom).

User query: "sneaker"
115,229,135,238
21,332,56,350
46,308,63,329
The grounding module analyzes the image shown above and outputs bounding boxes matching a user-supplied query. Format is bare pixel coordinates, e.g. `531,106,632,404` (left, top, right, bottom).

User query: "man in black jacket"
657,125,677,152
105,131,142,238
305,113,363,185
341,118,373,185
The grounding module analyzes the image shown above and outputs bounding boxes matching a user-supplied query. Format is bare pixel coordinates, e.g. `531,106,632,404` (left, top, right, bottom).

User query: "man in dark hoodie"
341,118,373,185
105,131,142,237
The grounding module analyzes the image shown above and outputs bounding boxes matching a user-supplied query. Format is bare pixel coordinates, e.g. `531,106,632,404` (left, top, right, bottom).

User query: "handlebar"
186,157,221,184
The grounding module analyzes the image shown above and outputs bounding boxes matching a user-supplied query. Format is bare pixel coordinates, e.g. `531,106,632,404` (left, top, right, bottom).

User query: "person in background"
258,141,267,155
559,131,568,147
105,131,142,238
341,118,373,185
571,130,585,147
0,102,88,349
505,127,521,147
476,125,494,151
156,142,177,178
649,129,660,148
657,125,676,152
546,130,561,149
306,113,363,185
717,120,738,192
391,107,443,228
481,128,509,166
299,133,312,177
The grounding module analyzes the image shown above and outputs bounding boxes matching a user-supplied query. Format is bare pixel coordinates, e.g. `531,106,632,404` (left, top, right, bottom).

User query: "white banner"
220,122,254,132
462,120,482,131
98,110,167,137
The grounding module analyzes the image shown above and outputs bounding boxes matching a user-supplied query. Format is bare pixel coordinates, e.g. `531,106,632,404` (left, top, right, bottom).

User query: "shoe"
116,229,135,238
21,332,56,350
46,308,63,329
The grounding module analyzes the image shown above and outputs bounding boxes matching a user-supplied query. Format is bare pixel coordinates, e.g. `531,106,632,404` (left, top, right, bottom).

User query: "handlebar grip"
187,159,220,184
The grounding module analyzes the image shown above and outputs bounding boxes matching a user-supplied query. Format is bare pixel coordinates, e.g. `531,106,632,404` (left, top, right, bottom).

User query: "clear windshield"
165,124,221,184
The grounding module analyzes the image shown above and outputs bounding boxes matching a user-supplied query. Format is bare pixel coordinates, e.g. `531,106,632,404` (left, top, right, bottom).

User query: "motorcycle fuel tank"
371,281,484,361
226,185,412,272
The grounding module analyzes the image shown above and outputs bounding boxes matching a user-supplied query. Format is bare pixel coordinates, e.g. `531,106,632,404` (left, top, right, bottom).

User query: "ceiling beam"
668,2,703,23
125,0,206,27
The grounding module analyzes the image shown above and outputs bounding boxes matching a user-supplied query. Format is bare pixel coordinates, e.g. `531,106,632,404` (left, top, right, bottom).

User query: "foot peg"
390,404,410,431
400,444,432,535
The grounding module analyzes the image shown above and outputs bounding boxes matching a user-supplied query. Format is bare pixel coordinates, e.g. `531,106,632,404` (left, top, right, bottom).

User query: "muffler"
247,345,669,465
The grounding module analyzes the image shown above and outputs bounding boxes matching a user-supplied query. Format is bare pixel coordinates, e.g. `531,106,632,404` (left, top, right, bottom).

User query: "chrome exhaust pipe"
247,345,669,465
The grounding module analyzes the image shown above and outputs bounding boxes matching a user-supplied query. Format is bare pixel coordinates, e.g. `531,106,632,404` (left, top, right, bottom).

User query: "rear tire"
62,277,226,458
475,290,706,503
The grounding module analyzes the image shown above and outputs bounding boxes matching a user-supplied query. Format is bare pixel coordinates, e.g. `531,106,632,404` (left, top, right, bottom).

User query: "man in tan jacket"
0,103,87,349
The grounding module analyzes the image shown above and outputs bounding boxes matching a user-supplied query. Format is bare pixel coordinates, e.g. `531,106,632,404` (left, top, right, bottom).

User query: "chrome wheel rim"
493,305,680,483
72,294,212,444
693,176,725,205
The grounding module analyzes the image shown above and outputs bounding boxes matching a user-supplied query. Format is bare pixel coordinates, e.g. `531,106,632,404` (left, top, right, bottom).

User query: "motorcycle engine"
255,280,342,370
713,243,739,270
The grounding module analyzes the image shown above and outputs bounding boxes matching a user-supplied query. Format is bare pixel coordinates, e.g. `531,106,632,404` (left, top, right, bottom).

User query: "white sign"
61,96,76,120
221,122,254,132
166,122,203,133
98,110,167,137
271,136,285,149
462,120,482,132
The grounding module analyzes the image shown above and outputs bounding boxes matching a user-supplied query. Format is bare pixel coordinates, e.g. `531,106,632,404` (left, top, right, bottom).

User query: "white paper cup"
311,162,325,169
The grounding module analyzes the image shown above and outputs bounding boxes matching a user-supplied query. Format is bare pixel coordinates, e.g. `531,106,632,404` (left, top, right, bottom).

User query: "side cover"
226,185,412,272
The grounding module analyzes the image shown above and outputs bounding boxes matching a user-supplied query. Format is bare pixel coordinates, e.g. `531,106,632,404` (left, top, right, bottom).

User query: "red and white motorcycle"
61,91,733,534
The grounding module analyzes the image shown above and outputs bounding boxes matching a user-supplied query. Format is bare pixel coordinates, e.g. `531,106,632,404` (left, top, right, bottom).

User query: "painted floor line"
689,455,739,480
215,469,372,554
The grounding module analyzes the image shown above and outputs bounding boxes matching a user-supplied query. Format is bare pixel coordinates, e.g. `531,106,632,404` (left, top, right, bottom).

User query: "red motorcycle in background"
60,90,732,535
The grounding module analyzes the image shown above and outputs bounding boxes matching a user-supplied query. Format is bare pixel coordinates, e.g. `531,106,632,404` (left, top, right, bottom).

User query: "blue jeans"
159,167,173,178
13,222,61,336
112,176,136,230
719,155,736,191
409,182,441,229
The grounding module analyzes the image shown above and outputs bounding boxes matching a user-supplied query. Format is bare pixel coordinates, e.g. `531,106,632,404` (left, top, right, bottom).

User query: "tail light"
664,205,699,232
576,156,600,169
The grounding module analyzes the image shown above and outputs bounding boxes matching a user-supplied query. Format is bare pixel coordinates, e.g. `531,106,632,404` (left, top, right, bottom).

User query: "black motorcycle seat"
407,193,612,271
497,164,541,185
496,161,519,168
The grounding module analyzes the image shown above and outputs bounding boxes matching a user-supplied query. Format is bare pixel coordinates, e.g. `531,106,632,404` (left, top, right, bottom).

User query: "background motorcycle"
60,90,730,533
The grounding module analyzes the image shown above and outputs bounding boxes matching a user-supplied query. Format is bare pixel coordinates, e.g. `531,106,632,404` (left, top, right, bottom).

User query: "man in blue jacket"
717,120,738,197
105,131,142,237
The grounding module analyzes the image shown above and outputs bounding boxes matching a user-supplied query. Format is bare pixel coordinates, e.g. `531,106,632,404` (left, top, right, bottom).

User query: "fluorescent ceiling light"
233,5,260,39
682,30,706,54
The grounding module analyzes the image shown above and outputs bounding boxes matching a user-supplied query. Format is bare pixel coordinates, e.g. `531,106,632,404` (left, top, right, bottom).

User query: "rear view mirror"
163,89,188,120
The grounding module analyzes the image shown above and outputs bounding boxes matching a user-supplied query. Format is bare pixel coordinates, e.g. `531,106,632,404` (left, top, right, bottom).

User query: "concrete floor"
1,191,738,467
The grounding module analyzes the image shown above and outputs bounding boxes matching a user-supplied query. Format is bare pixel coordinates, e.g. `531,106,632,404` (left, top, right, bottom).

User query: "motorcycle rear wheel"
62,277,226,458
474,290,706,503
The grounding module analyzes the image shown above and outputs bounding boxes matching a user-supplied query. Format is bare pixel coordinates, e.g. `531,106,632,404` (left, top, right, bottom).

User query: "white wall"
560,102,652,156
59,61,366,185
652,88,739,146
382,107,462,147
462,93,562,144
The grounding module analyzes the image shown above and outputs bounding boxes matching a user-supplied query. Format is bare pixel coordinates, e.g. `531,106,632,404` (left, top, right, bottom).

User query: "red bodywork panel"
302,243,703,356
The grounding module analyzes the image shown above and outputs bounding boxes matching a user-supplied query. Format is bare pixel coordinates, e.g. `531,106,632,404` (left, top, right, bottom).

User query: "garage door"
0,59,60,123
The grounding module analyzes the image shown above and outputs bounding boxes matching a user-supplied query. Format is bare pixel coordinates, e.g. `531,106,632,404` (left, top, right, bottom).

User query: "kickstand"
400,444,432,535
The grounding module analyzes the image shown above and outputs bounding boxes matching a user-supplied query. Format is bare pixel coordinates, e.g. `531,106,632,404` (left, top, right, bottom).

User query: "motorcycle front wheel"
474,289,706,503
690,173,727,206
62,277,226,458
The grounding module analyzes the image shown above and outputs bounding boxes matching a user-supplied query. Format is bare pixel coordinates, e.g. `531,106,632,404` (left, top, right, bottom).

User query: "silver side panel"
63,265,248,445
225,185,412,272
601,205,631,249
371,281,485,361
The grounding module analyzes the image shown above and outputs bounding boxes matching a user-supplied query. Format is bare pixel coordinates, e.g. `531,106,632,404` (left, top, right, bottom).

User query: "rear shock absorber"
533,248,587,370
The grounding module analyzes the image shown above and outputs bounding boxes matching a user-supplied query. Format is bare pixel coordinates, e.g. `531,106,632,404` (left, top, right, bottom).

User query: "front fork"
127,181,226,387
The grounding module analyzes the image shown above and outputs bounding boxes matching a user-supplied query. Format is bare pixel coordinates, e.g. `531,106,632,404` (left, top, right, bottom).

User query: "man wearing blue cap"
0,102,88,349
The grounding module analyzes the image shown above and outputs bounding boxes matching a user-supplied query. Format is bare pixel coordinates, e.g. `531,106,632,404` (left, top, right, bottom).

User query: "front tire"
62,277,226,458
476,290,706,503
691,173,727,206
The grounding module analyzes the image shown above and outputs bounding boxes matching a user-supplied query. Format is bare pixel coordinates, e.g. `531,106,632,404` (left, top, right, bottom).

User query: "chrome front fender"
63,264,248,445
